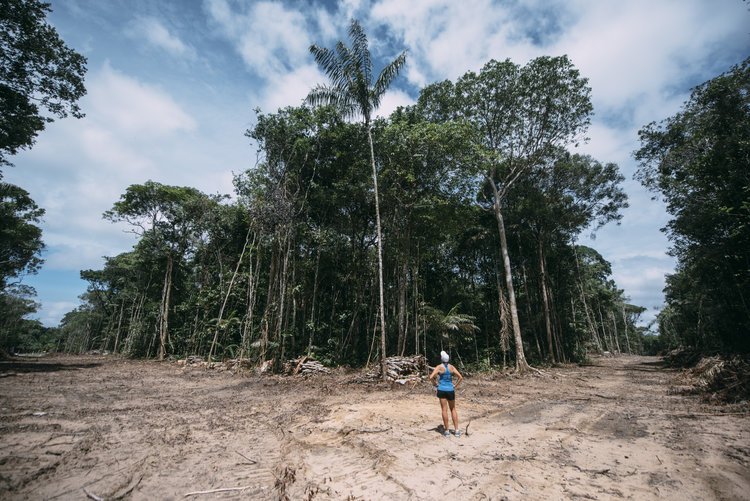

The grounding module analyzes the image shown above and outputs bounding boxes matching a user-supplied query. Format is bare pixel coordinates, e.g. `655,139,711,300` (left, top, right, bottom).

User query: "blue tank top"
437,363,453,391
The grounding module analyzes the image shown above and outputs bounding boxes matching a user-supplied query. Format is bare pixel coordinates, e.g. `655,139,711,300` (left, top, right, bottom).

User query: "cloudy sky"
6,0,749,327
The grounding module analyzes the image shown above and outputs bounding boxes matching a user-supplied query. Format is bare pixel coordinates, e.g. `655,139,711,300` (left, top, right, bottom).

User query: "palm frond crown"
306,19,406,125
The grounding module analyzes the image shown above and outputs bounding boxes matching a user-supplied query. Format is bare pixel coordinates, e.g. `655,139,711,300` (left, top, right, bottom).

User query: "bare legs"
439,398,449,431
439,398,459,434
448,398,459,432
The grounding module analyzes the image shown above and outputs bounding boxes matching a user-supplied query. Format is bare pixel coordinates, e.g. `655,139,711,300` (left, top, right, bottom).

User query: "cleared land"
0,354,748,500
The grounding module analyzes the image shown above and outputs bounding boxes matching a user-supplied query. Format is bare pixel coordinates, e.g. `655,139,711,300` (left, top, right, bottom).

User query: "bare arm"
450,365,464,388
429,366,441,386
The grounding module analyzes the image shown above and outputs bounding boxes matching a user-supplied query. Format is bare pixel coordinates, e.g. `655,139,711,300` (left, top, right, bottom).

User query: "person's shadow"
430,424,446,435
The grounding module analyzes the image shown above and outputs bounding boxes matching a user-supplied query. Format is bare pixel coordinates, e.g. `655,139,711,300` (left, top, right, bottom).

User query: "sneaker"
443,430,451,437
455,430,462,438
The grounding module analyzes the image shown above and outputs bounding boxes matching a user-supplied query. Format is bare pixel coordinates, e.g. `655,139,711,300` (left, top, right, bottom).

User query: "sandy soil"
0,354,748,500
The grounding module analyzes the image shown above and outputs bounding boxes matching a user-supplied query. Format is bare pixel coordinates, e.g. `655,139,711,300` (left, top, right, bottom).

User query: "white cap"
440,350,450,363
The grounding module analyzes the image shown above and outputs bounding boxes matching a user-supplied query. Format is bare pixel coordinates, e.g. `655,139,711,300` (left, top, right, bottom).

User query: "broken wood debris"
357,355,427,383
283,356,331,377
485,452,537,462
184,486,254,497
83,487,104,501
175,356,254,372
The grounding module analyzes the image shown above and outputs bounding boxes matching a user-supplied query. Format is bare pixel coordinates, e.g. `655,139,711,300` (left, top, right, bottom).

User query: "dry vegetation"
1,354,748,500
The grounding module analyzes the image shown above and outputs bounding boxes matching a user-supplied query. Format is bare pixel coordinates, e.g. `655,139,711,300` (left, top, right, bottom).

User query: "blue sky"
5,0,750,327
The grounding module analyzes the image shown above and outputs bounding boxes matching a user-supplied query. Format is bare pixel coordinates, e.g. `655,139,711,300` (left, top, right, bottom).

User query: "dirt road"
0,355,748,500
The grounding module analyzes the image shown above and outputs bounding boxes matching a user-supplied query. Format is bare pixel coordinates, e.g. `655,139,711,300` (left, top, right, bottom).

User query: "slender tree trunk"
537,239,555,363
240,237,261,360
275,234,291,369
489,180,529,371
520,261,543,360
495,260,511,366
307,247,321,355
610,310,621,354
209,227,252,363
414,244,420,356
158,254,174,361
113,301,125,354
260,245,278,362
549,288,565,362
397,261,407,356
621,304,632,354
574,247,602,352
367,127,388,381
596,305,611,352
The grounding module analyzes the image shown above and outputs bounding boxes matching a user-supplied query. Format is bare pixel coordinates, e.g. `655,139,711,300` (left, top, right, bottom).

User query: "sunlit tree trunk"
495,261,511,368
489,175,529,371
158,254,173,361
306,247,320,356
113,301,124,354
621,304,632,354
367,128,388,381
209,227,252,363
609,311,621,354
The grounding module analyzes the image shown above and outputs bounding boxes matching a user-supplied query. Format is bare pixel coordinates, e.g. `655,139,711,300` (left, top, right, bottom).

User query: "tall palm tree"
307,19,406,381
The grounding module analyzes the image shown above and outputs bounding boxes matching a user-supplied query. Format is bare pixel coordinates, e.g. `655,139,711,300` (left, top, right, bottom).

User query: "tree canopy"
0,181,44,289
34,21,647,367
636,57,750,353
0,0,87,168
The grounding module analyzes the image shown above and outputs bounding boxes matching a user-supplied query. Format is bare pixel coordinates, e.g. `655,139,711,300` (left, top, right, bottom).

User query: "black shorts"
436,390,455,401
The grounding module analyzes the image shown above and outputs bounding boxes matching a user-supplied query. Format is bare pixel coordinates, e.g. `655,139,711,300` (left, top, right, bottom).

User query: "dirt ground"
0,354,748,500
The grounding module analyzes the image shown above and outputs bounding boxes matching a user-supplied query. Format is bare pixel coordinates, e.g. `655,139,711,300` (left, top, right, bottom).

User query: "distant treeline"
636,57,750,355
48,63,647,367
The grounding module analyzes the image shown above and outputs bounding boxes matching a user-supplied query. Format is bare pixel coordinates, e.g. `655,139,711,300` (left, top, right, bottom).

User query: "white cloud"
126,16,196,59
368,0,748,123
9,0,748,329
205,0,312,80
5,61,229,280
88,63,197,136
42,301,80,325
375,88,415,118
258,64,324,113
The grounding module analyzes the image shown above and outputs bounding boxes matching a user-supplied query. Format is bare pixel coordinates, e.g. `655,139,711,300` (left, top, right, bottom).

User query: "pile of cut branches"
357,355,427,384
685,355,750,404
283,356,330,377
176,356,253,373
663,347,703,367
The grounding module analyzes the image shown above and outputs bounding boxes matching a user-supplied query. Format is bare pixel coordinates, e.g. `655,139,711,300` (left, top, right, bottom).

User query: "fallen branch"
292,356,308,376
83,488,103,501
359,426,391,433
572,465,613,476
184,486,253,497
510,473,525,489
235,450,257,465
341,426,391,436
671,412,749,417
112,474,143,500
545,426,580,433
563,488,597,500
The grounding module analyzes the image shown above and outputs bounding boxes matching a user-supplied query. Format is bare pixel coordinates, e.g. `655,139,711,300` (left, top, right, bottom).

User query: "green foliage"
306,19,406,125
636,57,750,353
0,0,87,168
0,182,44,288
55,31,637,368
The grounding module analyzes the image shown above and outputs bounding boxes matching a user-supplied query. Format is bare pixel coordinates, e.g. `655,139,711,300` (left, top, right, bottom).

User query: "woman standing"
429,350,464,437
